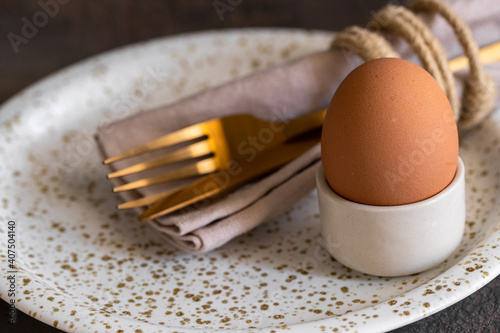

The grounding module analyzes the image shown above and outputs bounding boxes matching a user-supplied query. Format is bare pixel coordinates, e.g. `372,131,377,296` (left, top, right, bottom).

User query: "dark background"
0,0,392,104
1,1,499,332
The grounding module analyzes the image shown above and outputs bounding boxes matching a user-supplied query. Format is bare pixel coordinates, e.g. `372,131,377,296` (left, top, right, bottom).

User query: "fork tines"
104,120,222,198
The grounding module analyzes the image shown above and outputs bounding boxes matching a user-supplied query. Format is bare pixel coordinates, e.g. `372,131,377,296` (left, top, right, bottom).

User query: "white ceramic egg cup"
316,157,465,277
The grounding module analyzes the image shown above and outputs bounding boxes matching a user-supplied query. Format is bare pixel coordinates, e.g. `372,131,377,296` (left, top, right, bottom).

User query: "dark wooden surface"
0,0,390,104
1,1,499,332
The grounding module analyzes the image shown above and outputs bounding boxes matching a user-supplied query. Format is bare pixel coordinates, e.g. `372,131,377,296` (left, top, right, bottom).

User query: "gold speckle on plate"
0,29,499,333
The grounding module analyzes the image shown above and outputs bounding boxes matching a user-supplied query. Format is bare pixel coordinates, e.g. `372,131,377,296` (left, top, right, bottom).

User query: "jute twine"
330,0,496,132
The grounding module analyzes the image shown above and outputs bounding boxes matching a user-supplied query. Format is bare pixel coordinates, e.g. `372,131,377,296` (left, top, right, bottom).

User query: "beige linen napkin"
97,0,500,253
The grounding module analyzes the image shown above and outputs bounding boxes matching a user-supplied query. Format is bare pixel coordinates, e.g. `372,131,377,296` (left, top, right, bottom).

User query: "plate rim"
0,27,499,333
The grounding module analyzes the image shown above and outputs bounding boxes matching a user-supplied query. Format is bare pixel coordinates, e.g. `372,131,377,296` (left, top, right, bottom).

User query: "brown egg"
321,58,458,206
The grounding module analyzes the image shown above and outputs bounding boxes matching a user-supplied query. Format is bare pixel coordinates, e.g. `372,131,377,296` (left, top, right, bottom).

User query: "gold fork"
105,40,500,211
104,109,327,208
140,130,322,221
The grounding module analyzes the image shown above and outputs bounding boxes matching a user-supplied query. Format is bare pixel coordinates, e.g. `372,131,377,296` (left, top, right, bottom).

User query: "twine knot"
331,0,496,132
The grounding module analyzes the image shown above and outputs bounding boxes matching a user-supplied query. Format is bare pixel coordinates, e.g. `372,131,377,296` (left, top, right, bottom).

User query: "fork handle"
139,132,321,221
448,40,500,72
279,108,327,141
279,40,500,141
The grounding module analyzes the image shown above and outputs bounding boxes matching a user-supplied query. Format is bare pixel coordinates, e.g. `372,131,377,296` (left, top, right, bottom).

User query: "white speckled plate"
1,29,500,333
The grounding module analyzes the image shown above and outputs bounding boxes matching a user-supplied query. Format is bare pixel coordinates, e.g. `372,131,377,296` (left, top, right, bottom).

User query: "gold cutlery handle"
448,41,500,72
139,132,321,221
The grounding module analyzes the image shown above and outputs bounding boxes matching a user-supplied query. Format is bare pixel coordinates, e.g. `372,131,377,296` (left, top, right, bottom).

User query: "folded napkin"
97,0,500,253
